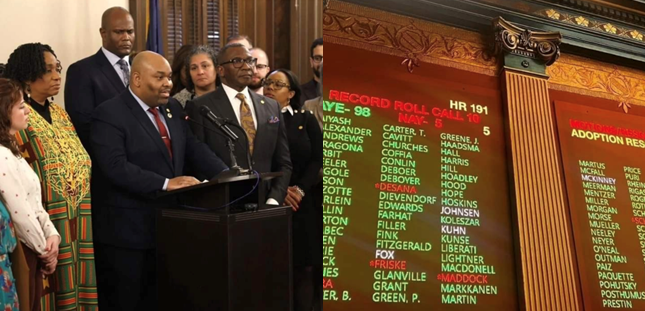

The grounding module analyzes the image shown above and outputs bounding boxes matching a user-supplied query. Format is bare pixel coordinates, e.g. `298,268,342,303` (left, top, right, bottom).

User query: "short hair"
269,69,302,110
0,63,5,77
216,43,246,66
227,34,252,44
184,45,218,92
170,44,194,95
4,43,59,91
310,37,323,58
101,7,130,29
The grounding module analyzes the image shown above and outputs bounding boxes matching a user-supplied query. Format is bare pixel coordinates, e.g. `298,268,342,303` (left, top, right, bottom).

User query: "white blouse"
0,146,59,255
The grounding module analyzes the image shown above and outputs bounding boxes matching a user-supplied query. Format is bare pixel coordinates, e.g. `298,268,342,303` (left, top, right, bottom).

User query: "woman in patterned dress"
4,44,98,311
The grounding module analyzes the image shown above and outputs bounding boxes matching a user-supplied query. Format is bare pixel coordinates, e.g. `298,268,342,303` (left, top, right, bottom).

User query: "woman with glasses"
174,45,221,108
263,69,322,311
4,43,97,311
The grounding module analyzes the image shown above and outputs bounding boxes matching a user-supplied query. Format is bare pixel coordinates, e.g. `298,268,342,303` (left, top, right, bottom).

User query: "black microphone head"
199,105,212,116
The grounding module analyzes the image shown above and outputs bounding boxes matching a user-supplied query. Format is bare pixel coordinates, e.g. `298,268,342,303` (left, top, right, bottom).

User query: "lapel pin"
295,110,299,113
298,125,303,130
166,108,171,113
167,113,173,119
260,100,265,105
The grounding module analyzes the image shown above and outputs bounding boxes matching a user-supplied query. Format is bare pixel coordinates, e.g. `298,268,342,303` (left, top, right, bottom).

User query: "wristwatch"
294,186,305,197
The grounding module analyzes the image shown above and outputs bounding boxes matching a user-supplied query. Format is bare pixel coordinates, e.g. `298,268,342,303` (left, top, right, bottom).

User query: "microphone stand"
193,107,254,175
225,135,246,175
220,121,254,174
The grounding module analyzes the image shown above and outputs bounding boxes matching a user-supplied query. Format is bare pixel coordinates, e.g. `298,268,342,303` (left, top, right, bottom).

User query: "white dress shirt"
130,88,172,191
281,105,294,115
222,84,280,205
101,47,130,86
221,84,257,128
0,146,59,255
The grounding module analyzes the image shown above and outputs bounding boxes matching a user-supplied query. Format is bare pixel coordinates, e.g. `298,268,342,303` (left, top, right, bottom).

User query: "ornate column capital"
493,17,562,72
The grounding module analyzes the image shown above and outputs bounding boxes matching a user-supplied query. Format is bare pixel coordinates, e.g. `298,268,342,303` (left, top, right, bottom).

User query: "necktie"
236,93,256,154
117,59,130,86
148,108,173,158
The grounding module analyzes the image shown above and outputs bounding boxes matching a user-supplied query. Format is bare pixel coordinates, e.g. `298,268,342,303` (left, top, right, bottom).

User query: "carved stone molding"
493,17,562,66
324,1,498,75
547,53,645,113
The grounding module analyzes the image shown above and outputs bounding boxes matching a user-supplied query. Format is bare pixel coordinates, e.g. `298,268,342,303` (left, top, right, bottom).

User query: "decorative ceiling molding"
480,0,645,44
324,1,498,76
537,8,645,42
536,0,645,27
548,53,645,112
494,17,562,66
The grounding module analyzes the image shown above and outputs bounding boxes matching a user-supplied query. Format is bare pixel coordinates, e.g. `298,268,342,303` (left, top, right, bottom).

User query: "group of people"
0,6,323,311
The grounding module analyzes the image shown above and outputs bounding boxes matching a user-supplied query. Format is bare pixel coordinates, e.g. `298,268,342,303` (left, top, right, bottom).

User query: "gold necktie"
236,93,256,154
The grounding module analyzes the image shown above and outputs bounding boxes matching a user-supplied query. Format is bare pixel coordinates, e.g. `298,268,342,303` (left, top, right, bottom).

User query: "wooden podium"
157,173,292,311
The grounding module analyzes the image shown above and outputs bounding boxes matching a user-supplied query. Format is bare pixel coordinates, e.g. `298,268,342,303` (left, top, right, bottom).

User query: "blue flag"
146,0,163,54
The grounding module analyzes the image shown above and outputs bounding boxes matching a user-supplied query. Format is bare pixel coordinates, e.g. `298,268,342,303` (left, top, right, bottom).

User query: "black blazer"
186,87,292,204
300,79,319,105
284,108,322,196
90,91,227,249
65,49,127,153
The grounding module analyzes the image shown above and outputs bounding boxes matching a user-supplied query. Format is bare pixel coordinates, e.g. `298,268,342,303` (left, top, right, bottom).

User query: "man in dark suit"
90,51,228,311
65,6,134,152
300,37,323,104
186,43,291,205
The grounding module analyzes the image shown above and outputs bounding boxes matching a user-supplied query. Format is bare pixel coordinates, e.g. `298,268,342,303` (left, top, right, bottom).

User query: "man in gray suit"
186,43,292,205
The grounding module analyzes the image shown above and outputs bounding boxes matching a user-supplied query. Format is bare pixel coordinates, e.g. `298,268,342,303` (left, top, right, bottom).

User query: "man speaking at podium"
186,43,292,205
90,51,228,311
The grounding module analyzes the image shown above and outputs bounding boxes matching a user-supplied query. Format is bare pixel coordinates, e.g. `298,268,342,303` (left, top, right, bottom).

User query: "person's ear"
132,72,141,88
99,28,107,41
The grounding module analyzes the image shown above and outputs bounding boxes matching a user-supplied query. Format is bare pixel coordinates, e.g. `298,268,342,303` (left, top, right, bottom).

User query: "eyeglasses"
219,57,257,68
262,79,290,90
312,55,323,63
255,64,269,70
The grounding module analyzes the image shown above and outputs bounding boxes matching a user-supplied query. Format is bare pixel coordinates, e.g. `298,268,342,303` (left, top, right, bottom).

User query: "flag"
146,0,163,54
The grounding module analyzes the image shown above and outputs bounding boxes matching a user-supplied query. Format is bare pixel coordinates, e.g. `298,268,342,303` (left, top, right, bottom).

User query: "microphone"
195,106,254,174
184,115,231,140
199,106,238,142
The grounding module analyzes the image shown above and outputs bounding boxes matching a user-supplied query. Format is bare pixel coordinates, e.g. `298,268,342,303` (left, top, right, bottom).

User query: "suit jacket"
65,49,127,154
284,108,323,266
284,108,322,195
300,79,319,105
185,87,292,204
90,92,228,249
303,96,323,130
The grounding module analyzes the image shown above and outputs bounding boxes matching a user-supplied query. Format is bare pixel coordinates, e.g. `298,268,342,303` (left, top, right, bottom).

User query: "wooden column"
493,17,583,311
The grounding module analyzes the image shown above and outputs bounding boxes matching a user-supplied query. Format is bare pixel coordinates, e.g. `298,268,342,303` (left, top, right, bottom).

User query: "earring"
50,96,54,102
26,85,31,99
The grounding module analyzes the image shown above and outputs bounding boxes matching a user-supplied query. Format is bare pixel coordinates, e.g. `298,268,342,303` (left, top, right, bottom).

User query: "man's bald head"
130,52,173,108
131,51,168,72
100,7,135,58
